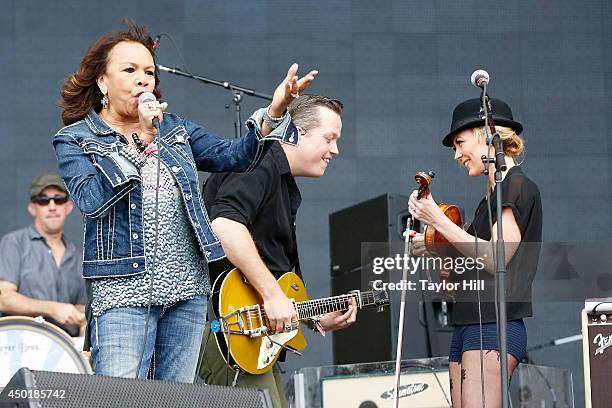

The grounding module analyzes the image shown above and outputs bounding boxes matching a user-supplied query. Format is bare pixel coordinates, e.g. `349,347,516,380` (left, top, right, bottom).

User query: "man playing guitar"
198,94,356,408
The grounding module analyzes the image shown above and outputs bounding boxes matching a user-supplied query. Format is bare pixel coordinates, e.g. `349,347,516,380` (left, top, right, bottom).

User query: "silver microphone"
470,69,490,88
138,91,156,105
137,92,160,129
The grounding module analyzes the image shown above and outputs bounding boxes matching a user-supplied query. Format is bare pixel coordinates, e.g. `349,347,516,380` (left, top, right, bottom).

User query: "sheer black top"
452,166,542,325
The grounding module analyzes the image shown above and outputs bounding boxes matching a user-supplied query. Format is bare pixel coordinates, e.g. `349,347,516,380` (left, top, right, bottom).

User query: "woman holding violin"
408,98,542,407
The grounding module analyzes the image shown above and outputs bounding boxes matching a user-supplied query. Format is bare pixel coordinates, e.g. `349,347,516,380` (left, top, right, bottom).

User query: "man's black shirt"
203,142,302,280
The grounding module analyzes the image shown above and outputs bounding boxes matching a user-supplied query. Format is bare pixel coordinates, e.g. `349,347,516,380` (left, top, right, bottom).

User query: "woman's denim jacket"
53,109,298,280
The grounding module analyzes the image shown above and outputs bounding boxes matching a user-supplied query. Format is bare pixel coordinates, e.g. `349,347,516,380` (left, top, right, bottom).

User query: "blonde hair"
471,126,524,157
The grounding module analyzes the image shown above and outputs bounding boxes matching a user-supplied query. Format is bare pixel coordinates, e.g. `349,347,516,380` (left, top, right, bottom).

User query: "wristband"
263,105,286,129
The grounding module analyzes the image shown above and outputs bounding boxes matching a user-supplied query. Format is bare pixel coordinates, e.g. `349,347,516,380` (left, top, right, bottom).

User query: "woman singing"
408,98,542,407
53,21,316,382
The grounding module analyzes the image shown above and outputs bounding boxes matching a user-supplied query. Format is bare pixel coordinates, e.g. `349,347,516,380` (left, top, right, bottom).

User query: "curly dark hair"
60,20,162,125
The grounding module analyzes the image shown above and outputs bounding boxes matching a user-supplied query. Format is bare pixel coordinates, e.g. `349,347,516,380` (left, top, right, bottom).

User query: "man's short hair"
287,94,343,131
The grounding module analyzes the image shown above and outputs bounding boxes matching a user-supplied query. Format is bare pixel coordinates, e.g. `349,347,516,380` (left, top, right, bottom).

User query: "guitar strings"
223,292,382,331
236,293,378,325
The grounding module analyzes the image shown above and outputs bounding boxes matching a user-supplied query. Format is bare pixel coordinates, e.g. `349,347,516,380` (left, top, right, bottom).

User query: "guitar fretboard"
242,291,383,327
295,291,377,320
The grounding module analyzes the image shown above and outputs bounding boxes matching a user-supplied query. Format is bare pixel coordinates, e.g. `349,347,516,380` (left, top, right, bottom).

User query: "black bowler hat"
442,98,523,147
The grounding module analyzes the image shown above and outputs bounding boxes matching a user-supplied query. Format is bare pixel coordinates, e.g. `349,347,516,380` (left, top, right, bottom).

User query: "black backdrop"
2,1,611,405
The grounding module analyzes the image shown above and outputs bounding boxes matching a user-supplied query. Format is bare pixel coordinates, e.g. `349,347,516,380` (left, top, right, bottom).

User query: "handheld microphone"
470,69,490,88
138,92,160,129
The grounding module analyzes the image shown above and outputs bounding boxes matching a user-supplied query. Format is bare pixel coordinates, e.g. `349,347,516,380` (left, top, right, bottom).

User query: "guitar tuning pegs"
428,171,435,178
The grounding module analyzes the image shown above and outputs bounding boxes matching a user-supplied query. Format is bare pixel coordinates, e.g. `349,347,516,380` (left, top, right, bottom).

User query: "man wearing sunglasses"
0,173,87,336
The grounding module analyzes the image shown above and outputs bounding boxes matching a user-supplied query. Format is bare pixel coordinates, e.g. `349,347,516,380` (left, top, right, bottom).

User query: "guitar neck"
295,291,377,320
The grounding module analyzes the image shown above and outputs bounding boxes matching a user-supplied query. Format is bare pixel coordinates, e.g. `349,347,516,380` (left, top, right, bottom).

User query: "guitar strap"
286,171,303,281
290,224,302,279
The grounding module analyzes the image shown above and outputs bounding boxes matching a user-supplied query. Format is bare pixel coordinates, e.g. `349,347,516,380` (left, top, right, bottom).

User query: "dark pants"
197,324,288,408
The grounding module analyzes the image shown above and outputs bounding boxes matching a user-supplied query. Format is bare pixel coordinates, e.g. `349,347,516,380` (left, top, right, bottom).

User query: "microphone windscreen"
470,69,489,87
138,92,156,105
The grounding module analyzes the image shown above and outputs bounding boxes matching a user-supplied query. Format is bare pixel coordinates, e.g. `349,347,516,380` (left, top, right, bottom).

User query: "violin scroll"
412,171,463,257
415,171,435,200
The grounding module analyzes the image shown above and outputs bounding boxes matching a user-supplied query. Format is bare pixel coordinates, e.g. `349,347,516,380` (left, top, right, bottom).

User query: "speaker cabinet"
330,194,452,364
583,304,612,408
0,368,272,408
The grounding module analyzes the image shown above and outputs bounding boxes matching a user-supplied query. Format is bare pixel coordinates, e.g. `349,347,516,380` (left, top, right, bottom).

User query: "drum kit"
0,316,91,387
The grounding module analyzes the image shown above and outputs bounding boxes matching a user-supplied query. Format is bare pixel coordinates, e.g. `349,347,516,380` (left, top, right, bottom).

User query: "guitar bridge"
221,304,267,337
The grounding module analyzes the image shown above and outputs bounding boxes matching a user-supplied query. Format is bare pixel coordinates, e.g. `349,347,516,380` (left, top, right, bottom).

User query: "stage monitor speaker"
0,368,272,408
330,194,452,364
330,194,409,276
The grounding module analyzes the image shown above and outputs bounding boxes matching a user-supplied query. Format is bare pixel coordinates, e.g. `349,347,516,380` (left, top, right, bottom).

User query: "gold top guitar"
210,268,389,374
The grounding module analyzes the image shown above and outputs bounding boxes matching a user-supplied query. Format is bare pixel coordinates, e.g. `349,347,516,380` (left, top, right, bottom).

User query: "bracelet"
263,105,286,130
306,317,325,336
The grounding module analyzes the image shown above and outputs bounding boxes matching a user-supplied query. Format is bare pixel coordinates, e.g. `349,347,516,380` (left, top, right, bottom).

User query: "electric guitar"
209,268,389,374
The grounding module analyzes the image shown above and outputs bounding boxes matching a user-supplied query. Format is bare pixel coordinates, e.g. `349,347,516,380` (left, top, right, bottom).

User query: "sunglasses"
32,195,69,206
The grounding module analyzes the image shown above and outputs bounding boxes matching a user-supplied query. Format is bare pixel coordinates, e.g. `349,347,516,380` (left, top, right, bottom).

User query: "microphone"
156,64,173,73
138,92,160,129
470,69,489,88
152,35,160,50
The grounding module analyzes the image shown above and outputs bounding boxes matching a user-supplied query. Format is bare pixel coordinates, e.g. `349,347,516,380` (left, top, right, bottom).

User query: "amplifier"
582,299,612,408
321,369,450,408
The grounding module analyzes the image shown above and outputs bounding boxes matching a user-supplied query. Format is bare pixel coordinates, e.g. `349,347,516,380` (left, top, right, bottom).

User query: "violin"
414,171,463,257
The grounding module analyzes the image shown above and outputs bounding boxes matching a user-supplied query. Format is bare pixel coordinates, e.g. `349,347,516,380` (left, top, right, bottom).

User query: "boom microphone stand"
157,64,273,138
479,84,510,408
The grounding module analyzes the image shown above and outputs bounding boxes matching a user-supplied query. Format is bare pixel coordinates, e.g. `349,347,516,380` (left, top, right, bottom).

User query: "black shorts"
449,319,527,363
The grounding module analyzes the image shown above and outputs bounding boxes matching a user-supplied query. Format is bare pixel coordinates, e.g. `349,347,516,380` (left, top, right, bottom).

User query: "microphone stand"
527,334,582,352
229,88,243,142
157,64,273,138
480,85,510,408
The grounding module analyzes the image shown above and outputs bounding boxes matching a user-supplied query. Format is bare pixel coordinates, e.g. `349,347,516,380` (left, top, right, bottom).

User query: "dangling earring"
100,86,108,109
101,94,108,109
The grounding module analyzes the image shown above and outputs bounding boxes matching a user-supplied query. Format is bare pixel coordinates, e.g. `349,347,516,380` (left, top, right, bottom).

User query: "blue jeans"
90,296,207,382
